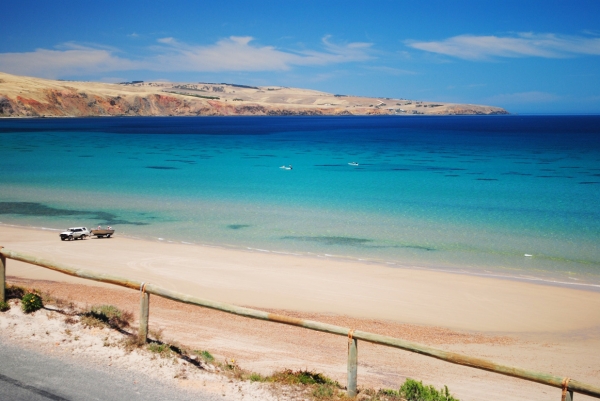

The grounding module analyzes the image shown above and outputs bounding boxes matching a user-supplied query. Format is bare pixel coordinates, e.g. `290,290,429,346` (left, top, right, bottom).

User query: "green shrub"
0,301,10,312
21,292,43,313
400,378,458,401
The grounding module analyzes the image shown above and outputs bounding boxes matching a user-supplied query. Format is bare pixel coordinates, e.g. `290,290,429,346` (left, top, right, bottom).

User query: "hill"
0,71,508,117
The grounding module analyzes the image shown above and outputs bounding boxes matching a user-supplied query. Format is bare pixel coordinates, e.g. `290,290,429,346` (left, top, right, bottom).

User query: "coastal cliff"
0,72,508,117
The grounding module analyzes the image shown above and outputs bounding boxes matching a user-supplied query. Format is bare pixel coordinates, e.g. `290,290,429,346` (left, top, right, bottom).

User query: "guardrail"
1,246,599,400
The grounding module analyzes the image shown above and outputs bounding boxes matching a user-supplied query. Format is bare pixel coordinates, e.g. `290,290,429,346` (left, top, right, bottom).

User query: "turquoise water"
1,116,599,287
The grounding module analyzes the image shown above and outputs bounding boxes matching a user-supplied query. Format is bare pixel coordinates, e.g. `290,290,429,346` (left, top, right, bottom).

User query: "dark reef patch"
281,236,372,246
227,224,251,230
146,166,179,170
281,235,437,251
0,202,149,226
502,172,533,176
165,159,196,164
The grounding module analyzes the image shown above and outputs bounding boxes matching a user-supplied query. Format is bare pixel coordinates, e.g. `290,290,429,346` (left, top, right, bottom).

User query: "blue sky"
1,0,599,113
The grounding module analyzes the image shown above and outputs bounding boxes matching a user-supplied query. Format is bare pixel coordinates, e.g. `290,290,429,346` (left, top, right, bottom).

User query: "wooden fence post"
563,377,574,401
0,247,5,303
347,329,358,397
139,283,149,343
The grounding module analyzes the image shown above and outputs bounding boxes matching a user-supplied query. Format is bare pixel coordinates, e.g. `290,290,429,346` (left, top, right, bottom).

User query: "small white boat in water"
348,162,359,166
280,165,293,170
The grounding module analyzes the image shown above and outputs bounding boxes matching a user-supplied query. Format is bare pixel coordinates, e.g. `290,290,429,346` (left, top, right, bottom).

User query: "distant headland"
0,71,508,118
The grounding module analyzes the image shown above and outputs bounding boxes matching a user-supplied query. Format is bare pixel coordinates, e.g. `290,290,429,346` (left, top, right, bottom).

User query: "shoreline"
2,224,600,334
3,221,599,294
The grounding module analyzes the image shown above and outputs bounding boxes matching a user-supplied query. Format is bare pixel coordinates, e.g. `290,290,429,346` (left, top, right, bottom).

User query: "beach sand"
1,225,599,400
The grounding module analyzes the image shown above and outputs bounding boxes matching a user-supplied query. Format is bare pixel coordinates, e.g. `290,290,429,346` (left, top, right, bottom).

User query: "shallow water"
1,116,599,287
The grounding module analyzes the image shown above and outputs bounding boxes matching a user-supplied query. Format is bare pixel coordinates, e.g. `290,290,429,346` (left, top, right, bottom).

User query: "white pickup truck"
59,227,90,241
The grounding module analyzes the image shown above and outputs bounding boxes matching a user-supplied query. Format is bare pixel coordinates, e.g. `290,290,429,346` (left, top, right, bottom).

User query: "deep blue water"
1,115,599,287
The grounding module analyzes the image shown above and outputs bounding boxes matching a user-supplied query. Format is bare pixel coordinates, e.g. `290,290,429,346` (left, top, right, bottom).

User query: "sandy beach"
2,224,600,400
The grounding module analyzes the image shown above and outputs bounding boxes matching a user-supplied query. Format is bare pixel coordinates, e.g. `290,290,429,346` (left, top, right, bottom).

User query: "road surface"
0,340,221,401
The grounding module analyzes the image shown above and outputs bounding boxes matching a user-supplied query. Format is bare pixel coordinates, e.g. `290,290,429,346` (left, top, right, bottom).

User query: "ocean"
1,115,599,288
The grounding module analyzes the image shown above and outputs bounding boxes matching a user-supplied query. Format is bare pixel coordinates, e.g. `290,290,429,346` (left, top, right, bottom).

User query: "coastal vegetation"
81,304,133,330
2,282,460,401
21,292,43,313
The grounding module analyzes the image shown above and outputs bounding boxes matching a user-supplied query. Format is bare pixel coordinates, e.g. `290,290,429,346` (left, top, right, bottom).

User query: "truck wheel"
61,237,66,241
106,234,111,238
68,235,73,241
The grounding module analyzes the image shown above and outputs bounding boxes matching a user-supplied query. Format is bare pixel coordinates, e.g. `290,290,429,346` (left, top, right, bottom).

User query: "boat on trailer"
90,229,115,238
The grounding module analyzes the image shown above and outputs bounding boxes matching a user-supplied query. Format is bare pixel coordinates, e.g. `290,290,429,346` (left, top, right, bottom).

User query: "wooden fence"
1,246,599,400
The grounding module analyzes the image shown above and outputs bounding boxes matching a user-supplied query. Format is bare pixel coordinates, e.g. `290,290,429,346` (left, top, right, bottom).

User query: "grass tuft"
80,314,105,328
120,333,144,352
40,291,75,312
147,342,173,358
270,369,338,386
248,372,266,382
193,349,214,363
81,305,133,329
312,384,336,399
0,301,10,312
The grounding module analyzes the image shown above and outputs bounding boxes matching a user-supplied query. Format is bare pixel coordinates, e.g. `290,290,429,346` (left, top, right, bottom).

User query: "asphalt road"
0,340,221,401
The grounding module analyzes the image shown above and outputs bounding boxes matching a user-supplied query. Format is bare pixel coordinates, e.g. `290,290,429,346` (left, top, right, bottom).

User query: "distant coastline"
0,71,508,118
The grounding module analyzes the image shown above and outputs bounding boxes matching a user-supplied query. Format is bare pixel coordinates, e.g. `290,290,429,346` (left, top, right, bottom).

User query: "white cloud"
487,91,560,104
0,45,138,79
407,33,600,60
0,36,374,78
150,36,373,72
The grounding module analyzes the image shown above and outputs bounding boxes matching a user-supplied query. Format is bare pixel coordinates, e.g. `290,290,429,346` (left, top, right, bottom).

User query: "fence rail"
1,246,598,400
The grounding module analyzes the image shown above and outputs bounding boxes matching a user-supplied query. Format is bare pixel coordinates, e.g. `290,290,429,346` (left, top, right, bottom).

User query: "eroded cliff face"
0,72,509,117
0,88,361,117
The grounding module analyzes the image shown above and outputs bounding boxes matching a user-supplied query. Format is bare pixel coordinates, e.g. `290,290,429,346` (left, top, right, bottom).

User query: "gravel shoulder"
3,277,599,401
0,292,303,401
